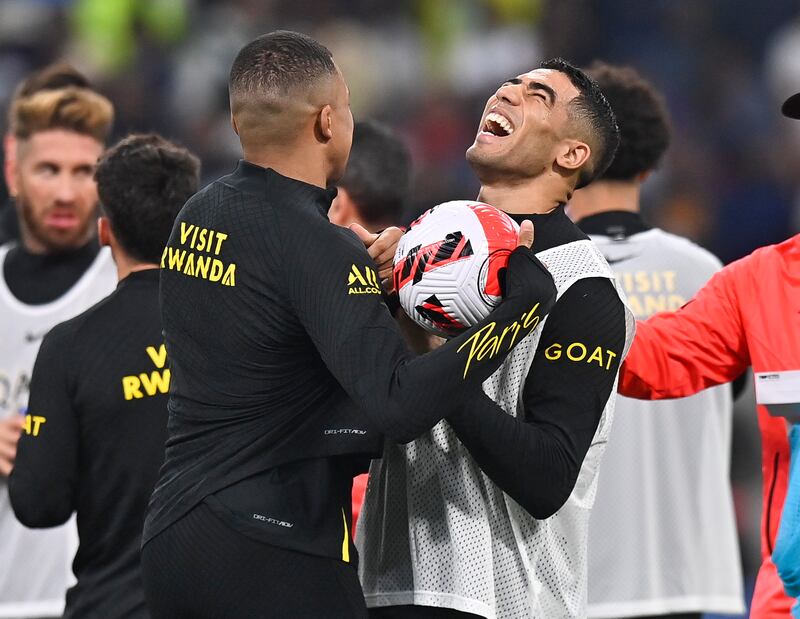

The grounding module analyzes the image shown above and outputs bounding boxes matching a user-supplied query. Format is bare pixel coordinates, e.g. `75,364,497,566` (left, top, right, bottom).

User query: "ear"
318,104,334,142
230,113,240,136
4,135,18,197
97,216,112,248
556,140,591,173
328,188,356,227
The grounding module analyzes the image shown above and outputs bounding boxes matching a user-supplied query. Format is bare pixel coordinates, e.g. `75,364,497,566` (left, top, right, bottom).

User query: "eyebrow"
502,78,557,105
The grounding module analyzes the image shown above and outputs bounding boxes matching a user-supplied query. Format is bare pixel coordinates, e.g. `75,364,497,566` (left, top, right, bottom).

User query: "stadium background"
2,0,799,616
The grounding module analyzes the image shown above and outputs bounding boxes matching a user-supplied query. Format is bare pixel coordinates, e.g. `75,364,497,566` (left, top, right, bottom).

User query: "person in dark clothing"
9,133,200,619
140,30,555,619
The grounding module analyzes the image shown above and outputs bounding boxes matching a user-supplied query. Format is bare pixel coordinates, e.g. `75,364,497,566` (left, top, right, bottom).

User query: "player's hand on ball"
350,223,404,290
516,219,534,249
0,415,24,477
506,219,556,312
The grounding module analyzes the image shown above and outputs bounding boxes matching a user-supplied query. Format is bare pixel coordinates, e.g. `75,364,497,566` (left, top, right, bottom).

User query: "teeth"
485,112,514,135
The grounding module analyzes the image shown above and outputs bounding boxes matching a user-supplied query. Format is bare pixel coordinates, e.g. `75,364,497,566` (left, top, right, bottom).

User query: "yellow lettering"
567,342,587,362
605,350,618,371
644,294,667,316
476,335,500,361
627,294,644,318
587,346,605,367
349,265,369,287
183,252,196,277
21,414,31,435
457,322,495,379
545,343,562,361
140,369,171,396
663,271,677,292
190,225,199,248
668,294,685,310
30,415,45,437
522,303,541,329
196,228,208,252
195,255,210,279
621,272,634,294
146,344,168,369
180,222,194,245
209,259,224,282
122,375,144,400
651,271,662,292
214,232,228,255
635,271,650,293
222,263,236,286
160,247,167,268
168,248,185,271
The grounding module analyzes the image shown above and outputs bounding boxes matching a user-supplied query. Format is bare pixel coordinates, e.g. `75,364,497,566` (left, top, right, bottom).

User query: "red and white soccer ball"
393,200,519,337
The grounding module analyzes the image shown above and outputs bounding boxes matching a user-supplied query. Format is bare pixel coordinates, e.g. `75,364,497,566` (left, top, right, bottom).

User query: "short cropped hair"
585,62,671,181
10,87,113,143
338,121,411,228
95,134,200,264
229,30,336,111
539,58,619,189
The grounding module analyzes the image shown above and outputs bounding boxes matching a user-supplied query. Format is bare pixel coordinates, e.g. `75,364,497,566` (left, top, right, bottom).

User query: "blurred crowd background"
3,0,799,615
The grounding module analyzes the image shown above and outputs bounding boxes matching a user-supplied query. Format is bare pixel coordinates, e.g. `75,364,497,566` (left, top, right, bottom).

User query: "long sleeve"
9,324,79,527
619,261,749,400
284,218,557,443
448,277,626,518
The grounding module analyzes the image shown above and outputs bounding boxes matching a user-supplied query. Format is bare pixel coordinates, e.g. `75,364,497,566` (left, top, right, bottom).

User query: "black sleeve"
283,219,557,443
8,324,79,527
447,277,626,518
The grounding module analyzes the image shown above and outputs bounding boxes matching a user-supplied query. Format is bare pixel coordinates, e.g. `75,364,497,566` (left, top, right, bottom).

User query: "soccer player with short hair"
357,59,635,618
568,62,744,619
0,74,117,618
329,120,411,232
141,31,555,619
9,133,199,619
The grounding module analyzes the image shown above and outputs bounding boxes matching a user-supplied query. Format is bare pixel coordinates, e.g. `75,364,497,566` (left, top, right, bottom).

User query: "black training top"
9,269,167,619
448,207,627,519
3,239,101,304
143,161,556,561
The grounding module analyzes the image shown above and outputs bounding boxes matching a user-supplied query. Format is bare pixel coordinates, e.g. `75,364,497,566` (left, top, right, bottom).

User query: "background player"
357,59,635,618
617,89,800,619
9,133,199,619
568,62,744,619
0,73,116,618
141,31,555,619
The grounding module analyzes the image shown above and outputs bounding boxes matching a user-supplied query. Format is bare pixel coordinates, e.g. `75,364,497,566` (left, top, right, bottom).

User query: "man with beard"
0,82,116,617
357,59,635,618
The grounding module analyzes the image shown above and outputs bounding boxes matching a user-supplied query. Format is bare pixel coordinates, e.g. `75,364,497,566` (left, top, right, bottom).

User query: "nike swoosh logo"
24,330,49,343
605,254,638,265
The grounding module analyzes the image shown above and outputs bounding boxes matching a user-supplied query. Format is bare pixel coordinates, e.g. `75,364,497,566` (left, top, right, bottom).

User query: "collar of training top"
575,210,650,240
232,160,338,214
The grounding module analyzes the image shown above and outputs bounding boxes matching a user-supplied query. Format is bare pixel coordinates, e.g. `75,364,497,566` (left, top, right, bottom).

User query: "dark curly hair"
585,62,671,181
539,58,620,189
95,134,200,263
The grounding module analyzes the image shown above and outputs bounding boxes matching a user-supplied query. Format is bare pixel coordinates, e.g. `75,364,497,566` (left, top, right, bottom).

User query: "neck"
243,146,329,189
568,180,640,222
111,249,158,282
477,176,568,215
21,228,93,256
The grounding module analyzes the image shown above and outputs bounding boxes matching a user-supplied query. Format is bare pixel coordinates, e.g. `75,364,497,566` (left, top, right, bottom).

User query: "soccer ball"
393,200,519,337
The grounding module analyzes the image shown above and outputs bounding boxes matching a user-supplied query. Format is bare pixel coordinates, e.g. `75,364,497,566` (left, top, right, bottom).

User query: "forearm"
448,393,578,518
9,466,74,527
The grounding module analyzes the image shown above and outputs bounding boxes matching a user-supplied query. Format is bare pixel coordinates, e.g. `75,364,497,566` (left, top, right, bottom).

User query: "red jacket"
620,234,800,618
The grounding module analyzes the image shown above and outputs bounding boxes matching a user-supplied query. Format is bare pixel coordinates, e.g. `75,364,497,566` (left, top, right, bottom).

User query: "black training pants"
141,502,367,618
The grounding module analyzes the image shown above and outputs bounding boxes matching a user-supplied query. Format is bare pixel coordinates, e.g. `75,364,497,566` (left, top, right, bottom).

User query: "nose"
53,174,78,205
495,81,521,106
